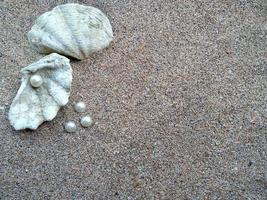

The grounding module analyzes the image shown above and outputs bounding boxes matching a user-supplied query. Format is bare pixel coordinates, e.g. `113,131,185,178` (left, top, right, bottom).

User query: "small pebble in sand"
80,115,93,127
30,74,43,88
74,101,86,113
65,121,77,133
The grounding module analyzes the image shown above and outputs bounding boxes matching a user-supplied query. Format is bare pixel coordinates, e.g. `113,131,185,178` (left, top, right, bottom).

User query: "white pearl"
80,116,93,127
30,74,43,88
64,121,77,133
74,102,86,113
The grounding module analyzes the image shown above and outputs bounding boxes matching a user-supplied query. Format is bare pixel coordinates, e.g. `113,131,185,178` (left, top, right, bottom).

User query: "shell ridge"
48,68,72,90
21,63,55,74
25,89,43,129
11,87,42,129
41,65,71,90
42,81,62,106
58,6,85,59
28,27,67,55
36,85,59,120
50,78,70,94
70,6,89,59
48,76,69,91
43,12,79,58
31,13,79,58
45,78,69,106
43,86,62,106
10,77,28,105
28,3,113,60
34,88,46,119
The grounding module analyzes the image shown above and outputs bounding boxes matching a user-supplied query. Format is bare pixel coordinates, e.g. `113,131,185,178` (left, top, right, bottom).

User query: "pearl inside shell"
30,74,43,88
80,116,93,127
64,121,77,133
74,102,86,113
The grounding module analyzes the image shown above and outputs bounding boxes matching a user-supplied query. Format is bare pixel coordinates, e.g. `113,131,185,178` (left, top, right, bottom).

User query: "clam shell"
28,3,113,60
9,53,72,130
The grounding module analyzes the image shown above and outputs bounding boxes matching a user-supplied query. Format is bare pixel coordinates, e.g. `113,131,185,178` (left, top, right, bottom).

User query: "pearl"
74,101,86,113
30,74,43,88
80,115,93,127
64,121,77,133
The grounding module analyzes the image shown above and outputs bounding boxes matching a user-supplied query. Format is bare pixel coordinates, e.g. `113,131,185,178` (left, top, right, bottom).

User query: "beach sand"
0,0,266,199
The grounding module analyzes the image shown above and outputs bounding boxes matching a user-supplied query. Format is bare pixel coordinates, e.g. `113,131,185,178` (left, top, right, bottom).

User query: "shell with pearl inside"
8,53,72,130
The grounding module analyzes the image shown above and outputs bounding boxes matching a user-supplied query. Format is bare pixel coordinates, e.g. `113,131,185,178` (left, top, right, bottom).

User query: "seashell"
28,3,113,60
8,53,72,130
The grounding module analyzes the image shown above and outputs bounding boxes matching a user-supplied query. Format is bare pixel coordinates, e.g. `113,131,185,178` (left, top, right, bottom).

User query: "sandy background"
0,0,266,199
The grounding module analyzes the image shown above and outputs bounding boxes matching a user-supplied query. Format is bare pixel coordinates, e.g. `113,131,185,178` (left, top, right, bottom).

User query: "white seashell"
28,3,113,60
8,53,72,130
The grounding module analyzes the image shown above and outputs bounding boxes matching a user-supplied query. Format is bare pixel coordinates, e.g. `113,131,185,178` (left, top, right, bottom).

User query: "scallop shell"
8,53,72,130
28,3,113,60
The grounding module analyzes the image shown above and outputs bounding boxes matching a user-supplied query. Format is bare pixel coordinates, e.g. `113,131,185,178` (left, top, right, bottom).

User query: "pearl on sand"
74,101,86,113
64,121,77,133
80,115,93,127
